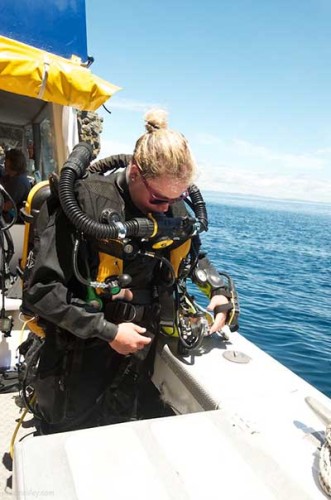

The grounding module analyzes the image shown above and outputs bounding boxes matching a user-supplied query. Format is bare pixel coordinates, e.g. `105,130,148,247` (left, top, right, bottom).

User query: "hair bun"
144,109,168,132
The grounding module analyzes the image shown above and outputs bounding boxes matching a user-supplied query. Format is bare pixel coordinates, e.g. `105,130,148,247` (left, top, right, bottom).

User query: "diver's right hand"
109,322,151,355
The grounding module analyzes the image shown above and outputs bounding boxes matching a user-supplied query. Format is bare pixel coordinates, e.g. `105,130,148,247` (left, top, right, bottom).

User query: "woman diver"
22,109,237,433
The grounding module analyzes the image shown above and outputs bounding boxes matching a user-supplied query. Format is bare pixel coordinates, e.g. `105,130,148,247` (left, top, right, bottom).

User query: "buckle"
104,301,137,323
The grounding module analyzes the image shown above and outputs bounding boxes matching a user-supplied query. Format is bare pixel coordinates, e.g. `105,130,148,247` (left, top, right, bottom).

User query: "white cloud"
315,147,331,155
191,133,331,202
231,139,326,170
195,133,222,145
194,133,328,171
109,97,166,113
197,160,331,203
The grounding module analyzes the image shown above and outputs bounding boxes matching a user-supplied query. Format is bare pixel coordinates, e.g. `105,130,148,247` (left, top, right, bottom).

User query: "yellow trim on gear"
96,252,123,295
10,394,36,459
147,213,158,238
170,240,191,278
227,289,236,326
152,239,174,249
21,315,46,338
21,180,50,269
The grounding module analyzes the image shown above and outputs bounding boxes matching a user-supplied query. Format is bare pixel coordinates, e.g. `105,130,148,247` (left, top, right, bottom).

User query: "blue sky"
86,0,331,203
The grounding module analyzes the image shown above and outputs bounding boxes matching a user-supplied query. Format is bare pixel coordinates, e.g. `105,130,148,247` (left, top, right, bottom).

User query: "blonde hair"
133,109,196,183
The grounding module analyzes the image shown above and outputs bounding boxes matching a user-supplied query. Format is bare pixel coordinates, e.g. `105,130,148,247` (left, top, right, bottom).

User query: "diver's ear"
129,162,139,180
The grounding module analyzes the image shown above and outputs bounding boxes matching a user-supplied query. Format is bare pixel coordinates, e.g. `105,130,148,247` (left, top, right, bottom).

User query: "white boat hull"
11,330,331,499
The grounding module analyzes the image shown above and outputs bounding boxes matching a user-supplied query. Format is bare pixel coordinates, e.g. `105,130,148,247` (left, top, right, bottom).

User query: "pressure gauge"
196,269,207,284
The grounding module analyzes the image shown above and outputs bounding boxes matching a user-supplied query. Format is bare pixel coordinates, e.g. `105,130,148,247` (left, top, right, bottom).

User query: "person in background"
23,109,237,434
0,148,31,222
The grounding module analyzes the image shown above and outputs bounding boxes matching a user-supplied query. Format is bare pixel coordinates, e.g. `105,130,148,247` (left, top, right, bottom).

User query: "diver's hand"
112,289,133,301
207,295,229,334
109,322,151,355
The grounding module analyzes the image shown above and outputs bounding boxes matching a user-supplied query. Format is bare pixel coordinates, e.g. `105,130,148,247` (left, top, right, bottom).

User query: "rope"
319,424,331,497
305,396,331,496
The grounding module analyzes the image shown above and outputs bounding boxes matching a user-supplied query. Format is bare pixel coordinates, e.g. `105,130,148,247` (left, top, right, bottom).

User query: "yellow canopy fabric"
0,36,121,111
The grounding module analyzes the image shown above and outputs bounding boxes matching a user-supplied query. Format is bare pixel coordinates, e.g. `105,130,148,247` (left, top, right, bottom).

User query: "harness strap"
131,289,154,304
214,302,233,314
104,301,158,324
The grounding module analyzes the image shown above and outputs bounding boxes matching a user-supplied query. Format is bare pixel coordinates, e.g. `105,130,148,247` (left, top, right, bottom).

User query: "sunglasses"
135,161,189,205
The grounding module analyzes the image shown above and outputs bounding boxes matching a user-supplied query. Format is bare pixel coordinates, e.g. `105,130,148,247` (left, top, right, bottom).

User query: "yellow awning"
0,36,121,111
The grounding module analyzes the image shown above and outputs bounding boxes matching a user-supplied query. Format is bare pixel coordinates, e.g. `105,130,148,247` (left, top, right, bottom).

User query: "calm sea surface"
199,193,331,398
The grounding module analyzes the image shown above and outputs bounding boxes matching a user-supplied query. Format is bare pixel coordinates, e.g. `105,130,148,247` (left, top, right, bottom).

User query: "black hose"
0,186,18,229
3,227,14,264
59,143,155,240
21,339,44,419
84,152,208,234
59,144,208,240
72,238,90,286
188,184,208,232
87,154,132,174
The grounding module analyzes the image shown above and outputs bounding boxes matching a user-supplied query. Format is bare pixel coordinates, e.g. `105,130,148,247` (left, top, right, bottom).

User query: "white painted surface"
0,292,23,369
15,410,322,500
13,331,331,499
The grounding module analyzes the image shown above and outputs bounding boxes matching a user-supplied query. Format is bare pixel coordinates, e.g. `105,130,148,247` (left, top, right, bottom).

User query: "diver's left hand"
207,295,229,334
112,289,133,301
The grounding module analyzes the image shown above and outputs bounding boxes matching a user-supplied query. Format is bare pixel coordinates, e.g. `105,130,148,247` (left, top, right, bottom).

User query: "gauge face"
196,269,207,283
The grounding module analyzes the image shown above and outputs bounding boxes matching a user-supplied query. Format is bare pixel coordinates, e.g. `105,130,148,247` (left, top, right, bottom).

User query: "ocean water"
199,192,331,398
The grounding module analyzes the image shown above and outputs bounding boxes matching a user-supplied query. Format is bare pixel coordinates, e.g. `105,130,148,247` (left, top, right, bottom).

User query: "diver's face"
129,162,189,214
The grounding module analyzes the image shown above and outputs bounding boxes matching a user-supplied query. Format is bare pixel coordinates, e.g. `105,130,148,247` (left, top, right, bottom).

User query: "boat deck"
1,305,331,499
11,332,331,499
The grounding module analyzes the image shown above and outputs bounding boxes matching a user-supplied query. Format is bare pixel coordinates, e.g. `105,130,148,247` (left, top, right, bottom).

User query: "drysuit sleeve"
191,249,240,330
23,208,118,342
191,252,229,299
